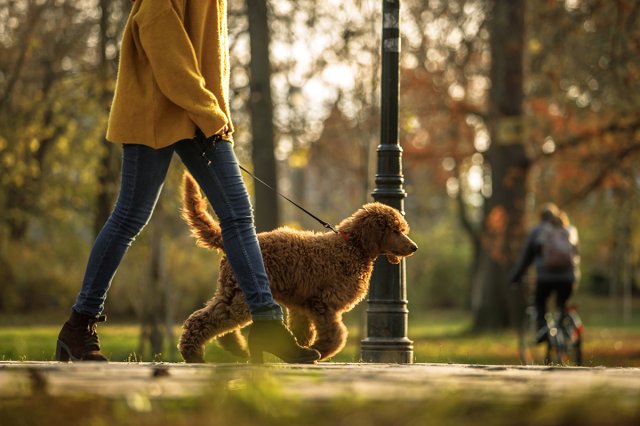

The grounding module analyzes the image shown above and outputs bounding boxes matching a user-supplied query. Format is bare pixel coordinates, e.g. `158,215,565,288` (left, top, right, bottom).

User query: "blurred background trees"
1,0,638,355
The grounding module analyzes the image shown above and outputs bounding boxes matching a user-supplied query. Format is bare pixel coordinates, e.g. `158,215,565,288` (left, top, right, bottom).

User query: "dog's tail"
181,172,224,250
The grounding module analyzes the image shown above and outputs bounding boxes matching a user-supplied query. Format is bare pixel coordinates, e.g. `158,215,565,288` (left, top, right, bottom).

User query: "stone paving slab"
1,361,639,402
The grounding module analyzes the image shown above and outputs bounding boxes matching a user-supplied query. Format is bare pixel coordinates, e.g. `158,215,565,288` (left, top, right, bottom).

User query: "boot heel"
56,311,108,362
55,340,70,362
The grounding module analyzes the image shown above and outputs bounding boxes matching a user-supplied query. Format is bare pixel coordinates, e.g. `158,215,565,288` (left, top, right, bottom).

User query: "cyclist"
510,203,580,344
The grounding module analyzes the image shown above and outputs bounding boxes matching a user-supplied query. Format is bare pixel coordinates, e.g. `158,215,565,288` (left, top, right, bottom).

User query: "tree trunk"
94,0,120,236
137,195,176,360
139,218,167,359
246,0,279,232
471,0,530,331
611,173,634,323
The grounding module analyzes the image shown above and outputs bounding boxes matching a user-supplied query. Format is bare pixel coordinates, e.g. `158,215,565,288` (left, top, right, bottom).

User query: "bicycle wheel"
565,307,584,366
546,320,565,365
557,308,584,366
572,336,583,366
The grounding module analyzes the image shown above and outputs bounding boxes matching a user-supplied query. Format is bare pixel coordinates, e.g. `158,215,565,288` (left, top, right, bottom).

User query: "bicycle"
518,303,584,366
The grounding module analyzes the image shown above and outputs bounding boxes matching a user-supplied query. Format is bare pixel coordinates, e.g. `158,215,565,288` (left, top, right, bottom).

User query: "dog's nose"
410,243,418,252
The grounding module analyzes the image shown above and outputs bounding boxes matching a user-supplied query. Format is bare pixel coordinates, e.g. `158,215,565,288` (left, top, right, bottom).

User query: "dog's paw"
178,346,206,363
182,355,205,364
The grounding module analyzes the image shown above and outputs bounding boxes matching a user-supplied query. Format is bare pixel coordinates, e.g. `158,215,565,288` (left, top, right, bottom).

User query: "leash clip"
324,223,338,234
201,151,212,166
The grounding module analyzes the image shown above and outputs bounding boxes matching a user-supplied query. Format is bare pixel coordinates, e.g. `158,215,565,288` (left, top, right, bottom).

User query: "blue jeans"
73,138,283,321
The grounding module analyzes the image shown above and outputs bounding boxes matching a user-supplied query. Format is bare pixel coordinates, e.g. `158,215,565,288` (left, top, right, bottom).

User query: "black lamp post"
360,0,413,363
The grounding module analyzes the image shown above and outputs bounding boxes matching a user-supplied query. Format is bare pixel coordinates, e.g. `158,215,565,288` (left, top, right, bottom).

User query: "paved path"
1,361,639,401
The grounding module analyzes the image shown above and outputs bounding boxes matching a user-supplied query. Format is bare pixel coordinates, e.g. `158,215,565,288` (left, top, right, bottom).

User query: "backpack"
539,223,574,271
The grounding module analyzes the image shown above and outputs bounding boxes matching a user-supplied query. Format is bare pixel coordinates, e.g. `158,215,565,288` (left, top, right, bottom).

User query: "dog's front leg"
309,313,348,361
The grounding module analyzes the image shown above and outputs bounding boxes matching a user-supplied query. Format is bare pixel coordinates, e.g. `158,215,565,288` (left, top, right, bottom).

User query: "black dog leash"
197,131,338,234
237,164,338,234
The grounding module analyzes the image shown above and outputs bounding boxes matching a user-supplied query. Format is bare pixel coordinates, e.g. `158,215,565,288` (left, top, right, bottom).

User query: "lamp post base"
360,338,414,363
360,257,413,364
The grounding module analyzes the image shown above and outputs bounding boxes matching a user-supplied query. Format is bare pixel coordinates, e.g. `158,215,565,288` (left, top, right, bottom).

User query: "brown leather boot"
248,320,320,364
56,310,108,362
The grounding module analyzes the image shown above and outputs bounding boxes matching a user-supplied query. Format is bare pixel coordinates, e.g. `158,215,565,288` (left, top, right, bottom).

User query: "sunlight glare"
542,136,556,154
322,64,355,90
448,83,465,101
471,152,483,165
467,165,484,192
474,127,490,152
442,157,456,171
564,0,581,12
446,177,460,198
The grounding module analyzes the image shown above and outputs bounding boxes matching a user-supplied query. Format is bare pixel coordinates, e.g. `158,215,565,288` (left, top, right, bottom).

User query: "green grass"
1,295,639,366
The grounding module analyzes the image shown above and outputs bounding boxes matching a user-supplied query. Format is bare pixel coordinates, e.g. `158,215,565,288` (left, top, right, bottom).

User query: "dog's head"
338,202,417,263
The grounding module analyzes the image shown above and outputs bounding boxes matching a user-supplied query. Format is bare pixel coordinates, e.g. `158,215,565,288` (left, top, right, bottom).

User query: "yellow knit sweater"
107,0,233,148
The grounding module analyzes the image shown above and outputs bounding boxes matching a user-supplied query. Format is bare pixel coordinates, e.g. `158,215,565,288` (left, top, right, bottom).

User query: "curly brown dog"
178,173,417,362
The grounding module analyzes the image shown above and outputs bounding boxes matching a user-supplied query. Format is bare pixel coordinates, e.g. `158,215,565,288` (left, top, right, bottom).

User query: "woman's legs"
534,279,574,345
73,144,174,316
534,281,553,331
58,143,175,361
555,281,574,323
534,281,554,343
175,137,282,320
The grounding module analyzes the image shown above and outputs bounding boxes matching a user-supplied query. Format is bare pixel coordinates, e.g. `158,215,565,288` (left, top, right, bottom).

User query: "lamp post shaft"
360,0,413,364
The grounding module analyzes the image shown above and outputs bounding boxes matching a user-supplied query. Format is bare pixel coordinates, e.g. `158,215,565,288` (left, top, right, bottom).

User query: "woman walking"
56,0,319,364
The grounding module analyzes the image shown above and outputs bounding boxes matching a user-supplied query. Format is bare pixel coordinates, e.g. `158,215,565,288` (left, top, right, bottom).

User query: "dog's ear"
355,207,389,256
337,206,385,257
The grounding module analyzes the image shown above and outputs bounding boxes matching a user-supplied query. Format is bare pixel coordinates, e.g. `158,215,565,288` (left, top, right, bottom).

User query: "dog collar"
338,230,351,242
